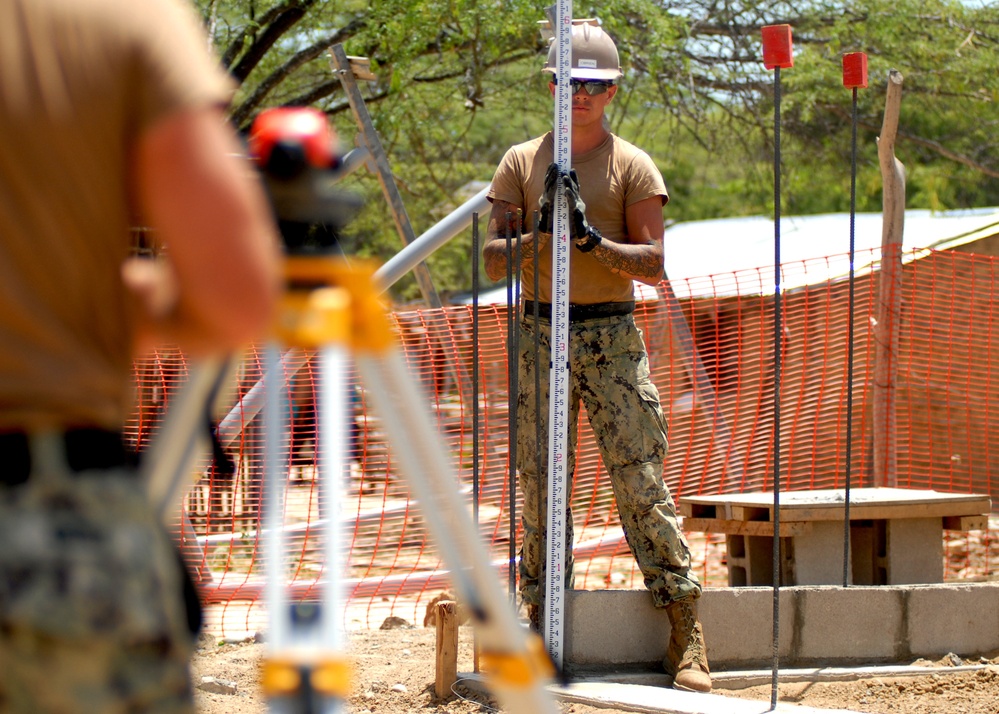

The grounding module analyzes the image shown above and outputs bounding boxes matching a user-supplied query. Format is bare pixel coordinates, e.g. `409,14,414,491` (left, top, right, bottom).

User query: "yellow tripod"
258,253,557,713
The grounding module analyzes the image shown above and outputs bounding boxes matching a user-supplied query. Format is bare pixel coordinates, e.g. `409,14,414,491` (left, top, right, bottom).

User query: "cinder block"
698,587,796,668
566,590,668,667
798,586,903,663
793,521,850,585
908,583,999,657
887,518,943,584
850,523,877,584
726,534,785,586
568,588,797,671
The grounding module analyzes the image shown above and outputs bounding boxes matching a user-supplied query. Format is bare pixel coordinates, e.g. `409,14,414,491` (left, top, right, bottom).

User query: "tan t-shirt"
0,0,233,431
488,132,668,304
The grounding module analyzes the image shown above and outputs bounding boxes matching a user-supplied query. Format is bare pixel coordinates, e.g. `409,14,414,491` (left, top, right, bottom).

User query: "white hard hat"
543,21,623,81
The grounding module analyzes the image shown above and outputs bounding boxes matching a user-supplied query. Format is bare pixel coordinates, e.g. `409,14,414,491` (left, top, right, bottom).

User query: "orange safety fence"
126,246,999,633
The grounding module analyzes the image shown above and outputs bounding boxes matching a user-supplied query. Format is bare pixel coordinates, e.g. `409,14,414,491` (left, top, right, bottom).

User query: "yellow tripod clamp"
274,256,394,353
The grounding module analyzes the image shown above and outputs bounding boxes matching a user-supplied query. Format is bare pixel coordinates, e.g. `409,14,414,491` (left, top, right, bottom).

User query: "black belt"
0,429,136,487
524,300,635,323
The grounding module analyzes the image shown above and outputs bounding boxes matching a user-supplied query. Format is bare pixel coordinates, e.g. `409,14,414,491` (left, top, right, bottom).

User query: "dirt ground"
191,606,999,714
189,511,999,712
725,663,999,713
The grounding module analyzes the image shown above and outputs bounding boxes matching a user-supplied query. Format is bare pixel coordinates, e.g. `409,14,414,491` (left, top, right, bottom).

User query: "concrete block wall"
565,583,999,673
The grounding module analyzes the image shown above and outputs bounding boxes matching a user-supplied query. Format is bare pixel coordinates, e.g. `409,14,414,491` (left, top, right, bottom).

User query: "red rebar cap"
761,25,794,69
842,52,869,89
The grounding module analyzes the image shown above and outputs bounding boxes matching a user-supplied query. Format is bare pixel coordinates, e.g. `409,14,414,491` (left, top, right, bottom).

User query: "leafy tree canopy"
196,0,999,302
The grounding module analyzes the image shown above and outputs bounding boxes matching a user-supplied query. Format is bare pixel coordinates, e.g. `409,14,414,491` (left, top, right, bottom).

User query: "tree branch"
229,16,366,127
219,1,299,70
230,0,319,83
206,0,220,53
826,104,999,179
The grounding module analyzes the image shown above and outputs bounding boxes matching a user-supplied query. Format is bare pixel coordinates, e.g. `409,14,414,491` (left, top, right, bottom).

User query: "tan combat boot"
664,598,712,692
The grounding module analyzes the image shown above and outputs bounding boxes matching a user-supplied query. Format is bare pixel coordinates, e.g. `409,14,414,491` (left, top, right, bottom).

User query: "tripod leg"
261,342,353,714
144,358,229,525
257,256,555,713
317,346,348,651
358,349,558,714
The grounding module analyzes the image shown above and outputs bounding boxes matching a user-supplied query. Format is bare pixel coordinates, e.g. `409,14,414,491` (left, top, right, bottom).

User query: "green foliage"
192,0,999,303
779,0,999,211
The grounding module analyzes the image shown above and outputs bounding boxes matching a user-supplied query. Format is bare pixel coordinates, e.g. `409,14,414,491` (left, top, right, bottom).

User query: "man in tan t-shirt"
483,22,711,692
0,0,280,711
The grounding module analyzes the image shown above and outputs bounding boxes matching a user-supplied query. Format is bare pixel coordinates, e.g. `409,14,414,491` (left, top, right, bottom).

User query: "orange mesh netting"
126,247,999,632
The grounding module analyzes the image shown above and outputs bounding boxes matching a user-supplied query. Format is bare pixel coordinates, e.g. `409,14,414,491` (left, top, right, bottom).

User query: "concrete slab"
570,663,993,690
710,664,990,689
555,681,862,713
557,666,996,713
459,671,865,714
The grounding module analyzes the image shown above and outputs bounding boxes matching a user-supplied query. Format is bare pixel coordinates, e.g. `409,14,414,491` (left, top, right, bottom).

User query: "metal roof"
663,207,999,298
464,207,999,304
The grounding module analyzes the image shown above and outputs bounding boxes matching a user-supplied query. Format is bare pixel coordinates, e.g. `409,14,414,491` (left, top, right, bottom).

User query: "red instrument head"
249,108,339,175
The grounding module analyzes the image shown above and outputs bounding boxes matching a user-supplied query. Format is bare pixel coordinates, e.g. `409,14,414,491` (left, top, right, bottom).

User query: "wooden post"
330,45,474,418
330,45,441,309
434,600,459,698
873,69,905,488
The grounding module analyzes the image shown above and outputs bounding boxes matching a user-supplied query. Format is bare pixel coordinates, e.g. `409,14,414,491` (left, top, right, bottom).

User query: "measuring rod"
543,0,572,670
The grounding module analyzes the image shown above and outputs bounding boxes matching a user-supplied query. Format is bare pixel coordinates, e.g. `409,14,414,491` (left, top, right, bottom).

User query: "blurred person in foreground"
0,0,281,711
482,21,711,692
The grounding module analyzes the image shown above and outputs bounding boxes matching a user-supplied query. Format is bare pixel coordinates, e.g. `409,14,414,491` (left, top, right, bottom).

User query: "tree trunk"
873,69,905,488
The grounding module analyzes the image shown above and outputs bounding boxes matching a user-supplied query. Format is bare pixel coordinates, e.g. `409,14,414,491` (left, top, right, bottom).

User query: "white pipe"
200,530,630,602
215,349,307,449
213,185,490,449
374,185,491,293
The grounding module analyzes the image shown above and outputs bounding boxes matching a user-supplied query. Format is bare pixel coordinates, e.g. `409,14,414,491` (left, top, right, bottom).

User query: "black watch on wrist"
574,226,603,253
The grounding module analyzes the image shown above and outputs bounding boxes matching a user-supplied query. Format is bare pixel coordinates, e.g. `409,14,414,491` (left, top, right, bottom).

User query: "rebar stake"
842,52,869,588
761,23,794,712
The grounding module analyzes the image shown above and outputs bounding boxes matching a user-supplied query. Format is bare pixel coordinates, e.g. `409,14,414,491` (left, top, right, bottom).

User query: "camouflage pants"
516,313,702,609
0,435,195,714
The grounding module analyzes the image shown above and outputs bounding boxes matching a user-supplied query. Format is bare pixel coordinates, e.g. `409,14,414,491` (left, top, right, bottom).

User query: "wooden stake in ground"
874,69,905,488
435,600,459,698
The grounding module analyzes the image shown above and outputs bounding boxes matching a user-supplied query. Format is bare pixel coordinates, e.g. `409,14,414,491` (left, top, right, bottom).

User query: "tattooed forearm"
589,240,664,284
497,205,523,239
482,200,550,281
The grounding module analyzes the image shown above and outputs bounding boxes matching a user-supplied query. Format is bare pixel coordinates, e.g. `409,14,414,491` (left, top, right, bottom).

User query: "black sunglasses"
552,77,615,95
